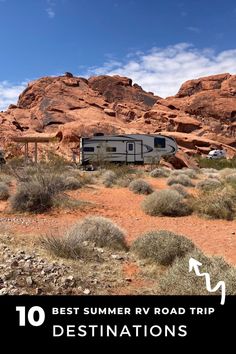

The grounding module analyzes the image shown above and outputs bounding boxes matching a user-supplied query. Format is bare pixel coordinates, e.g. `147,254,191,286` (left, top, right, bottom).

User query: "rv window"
106,147,116,152
154,137,166,149
83,147,94,152
128,143,134,151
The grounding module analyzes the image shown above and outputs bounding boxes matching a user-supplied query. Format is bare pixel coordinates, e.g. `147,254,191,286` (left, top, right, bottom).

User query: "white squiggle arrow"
189,257,226,305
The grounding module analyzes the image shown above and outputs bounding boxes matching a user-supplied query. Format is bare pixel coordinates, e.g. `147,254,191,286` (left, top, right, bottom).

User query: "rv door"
126,142,135,162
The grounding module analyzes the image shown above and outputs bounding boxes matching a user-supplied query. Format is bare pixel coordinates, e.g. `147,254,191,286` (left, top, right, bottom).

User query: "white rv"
80,134,178,165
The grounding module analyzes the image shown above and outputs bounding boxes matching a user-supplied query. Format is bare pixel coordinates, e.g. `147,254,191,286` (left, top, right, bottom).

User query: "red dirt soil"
0,177,236,265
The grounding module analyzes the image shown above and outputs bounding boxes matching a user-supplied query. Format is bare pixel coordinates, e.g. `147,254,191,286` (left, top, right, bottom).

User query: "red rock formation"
1,73,236,165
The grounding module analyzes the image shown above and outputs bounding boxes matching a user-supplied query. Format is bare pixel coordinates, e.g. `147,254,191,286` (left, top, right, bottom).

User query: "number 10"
16,306,45,327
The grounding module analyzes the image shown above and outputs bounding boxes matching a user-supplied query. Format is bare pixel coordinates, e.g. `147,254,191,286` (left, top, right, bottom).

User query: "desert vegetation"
196,178,222,192
129,179,153,195
0,161,236,296
0,182,10,201
170,183,189,197
198,157,236,170
192,187,236,220
150,167,170,178
141,189,192,216
41,216,128,261
158,249,236,295
167,174,194,187
131,230,195,266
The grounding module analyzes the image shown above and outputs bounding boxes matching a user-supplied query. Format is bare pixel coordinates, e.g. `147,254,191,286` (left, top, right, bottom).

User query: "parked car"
207,149,226,159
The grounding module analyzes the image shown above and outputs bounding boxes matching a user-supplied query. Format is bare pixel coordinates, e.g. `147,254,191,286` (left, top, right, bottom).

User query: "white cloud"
46,7,55,18
46,0,56,19
82,43,236,97
187,26,200,33
0,81,27,111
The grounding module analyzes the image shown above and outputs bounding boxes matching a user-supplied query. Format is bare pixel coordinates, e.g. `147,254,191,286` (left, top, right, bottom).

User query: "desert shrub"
102,164,135,179
41,150,71,171
192,188,236,220
158,249,236,295
182,168,199,179
102,170,117,186
103,180,113,188
131,230,195,266
150,168,170,178
219,168,236,179
129,179,153,195
167,174,194,187
141,190,192,217
10,169,68,213
65,216,128,251
0,182,10,200
40,233,99,260
198,157,236,170
64,177,82,190
79,172,95,185
196,178,222,192
224,173,236,185
171,169,198,179
170,184,189,197
205,173,220,179
116,176,134,187
34,173,66,194
0,174,13,186
10,181,53,213
201,168,218,174
111,165,135,178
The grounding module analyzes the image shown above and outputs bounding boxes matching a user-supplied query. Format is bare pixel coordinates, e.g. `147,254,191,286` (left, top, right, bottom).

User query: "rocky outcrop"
1,72,236,165
88,75,159,107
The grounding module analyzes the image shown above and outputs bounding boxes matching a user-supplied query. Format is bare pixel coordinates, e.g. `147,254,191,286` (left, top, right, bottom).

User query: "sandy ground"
0,177,236,266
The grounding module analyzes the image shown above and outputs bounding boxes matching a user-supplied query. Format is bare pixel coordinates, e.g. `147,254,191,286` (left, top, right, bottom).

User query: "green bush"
150,168,170,178
198,157,236,170
0,182,10,200
196,178,222,192
131,230,195,266
158,249,236,295
129,179,153,195
167,174,194,187
192,188,236,220
141,190,192,217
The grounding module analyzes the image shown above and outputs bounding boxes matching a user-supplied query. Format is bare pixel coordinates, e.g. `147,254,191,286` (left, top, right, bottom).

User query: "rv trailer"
80,134,178,165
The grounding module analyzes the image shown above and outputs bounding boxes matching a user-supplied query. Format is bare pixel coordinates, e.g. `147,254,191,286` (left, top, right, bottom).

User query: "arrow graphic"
189,258,226,305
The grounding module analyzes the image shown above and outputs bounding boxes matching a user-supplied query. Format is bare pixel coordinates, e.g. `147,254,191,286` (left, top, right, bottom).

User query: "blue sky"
0,0,236,109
